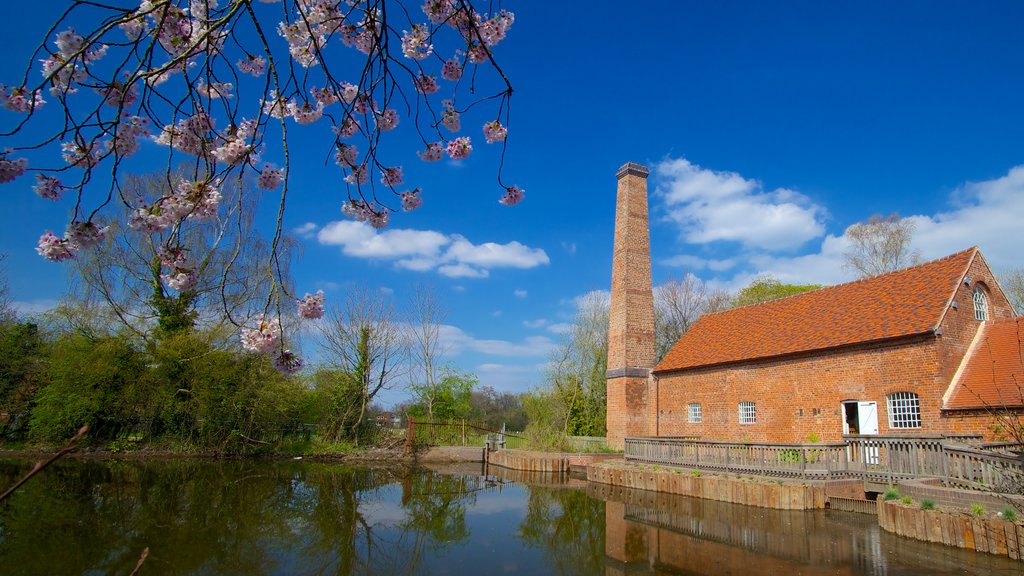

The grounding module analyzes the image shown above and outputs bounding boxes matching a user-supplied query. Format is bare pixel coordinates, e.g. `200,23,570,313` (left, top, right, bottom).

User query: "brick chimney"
606,162,656,449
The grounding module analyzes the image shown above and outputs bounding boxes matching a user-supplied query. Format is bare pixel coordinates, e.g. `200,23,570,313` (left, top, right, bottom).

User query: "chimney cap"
616,162,649,179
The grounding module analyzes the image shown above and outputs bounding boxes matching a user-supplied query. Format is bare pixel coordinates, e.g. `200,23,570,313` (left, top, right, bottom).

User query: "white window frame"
738,401,756,425
887,392,921,429
687,402,702,424
973,287,989,321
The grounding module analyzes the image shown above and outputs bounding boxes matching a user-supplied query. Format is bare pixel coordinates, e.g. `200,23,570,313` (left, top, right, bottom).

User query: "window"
738,401,756,424
973,286,989,321
688,403,702,423
887,392,921,429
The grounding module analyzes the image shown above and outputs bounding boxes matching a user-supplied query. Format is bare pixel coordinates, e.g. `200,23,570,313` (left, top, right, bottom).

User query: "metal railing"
625,434,1024,488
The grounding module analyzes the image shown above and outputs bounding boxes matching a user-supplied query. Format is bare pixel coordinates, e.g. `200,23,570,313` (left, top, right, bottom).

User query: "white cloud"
437,324,557,358
697,164,1024,289
523,319,546,329
317,221,549,278
654,157,826,251
661,254,737,272
561,241,577,254
12,299,59,316
546,322,573,335
513,289,527,298
292,222,318,238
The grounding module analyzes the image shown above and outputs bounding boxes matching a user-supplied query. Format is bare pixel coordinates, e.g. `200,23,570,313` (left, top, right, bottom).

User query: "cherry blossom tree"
0,0,520,370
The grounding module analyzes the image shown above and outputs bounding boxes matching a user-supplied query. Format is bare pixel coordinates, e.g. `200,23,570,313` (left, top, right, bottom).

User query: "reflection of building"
606,162,1022,447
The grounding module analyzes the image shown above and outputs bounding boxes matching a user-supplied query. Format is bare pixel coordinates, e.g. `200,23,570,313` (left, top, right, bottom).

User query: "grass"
971,503,985,517
901,496,913,505
920,499,936,510
1000,508,1018,522
691,470,702,477
883,487,900,501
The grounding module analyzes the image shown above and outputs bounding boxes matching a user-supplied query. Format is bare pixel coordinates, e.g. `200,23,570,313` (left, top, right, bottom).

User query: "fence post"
406,417,416,454
462,419,466,446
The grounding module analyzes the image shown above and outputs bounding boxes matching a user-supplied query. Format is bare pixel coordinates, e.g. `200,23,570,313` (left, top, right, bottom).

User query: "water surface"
0,458,1018,575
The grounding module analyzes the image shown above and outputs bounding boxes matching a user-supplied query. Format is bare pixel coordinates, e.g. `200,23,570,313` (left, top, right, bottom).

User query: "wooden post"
462,419,466,445
406,417,415,454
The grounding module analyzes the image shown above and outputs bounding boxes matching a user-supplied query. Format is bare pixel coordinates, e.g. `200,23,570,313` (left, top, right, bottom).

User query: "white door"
858,401,880,464
857,402,878,435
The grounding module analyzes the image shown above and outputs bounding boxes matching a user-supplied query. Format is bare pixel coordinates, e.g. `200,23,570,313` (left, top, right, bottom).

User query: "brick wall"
650,251,1017,444
606,162,657,449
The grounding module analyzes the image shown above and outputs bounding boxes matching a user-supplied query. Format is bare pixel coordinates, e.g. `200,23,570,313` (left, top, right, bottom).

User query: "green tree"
0,321,48,438
732,276,823,308
409,367,477,421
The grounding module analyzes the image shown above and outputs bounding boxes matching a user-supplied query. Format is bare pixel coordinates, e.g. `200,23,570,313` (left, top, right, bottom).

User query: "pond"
0,458,1019,575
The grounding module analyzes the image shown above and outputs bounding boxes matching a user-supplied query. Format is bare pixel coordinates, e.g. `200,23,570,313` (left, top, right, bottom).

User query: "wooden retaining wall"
486,449,620,473
588,461,827,510
878,500,1024,561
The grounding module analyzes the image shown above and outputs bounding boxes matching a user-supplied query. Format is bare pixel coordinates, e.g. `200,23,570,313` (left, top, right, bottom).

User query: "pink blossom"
288,100,325,125
441,100,460,132
342,199,389,228
155,113,213,157
277,22,319,67
311,86,338,106
482,120,507,144
41,55,86,95
36,231,76,262
475,10,515,47
61,141,99,168
446,137,472,160
161,270,196,292
441,56,463,81
297,290,325,319
401,24,433,60
466,43,490,64
334,143,358,167
262,91,290,119
402,188,423,211
196,80,233,100
272,350,304,374
414,74,439,95
353,93,375,115
158,246,189,269
241,315,282,353
344,163,369,185
33,174,64,200
499,185,525,206
257,164,285,190
422,0,455,24
55,28,86,58
128,206,173,233
0,85,44,113
119,16,145,40
417,142,444,162
334,116,360,139
108,115,151,157
377,108,399,131
0,153,28,183
237,55,266,76
339,82,358,104
381,166,403,187
98,81,139,108
65,220,107,249
177,179,221,220
211,138,252,166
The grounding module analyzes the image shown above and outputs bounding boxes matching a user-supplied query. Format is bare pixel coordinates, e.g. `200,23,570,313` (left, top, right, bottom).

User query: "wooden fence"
625,434,1024,489
406,418,527,451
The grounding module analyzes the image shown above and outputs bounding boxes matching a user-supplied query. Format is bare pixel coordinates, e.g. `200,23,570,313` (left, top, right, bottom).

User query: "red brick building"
652,247,1020,443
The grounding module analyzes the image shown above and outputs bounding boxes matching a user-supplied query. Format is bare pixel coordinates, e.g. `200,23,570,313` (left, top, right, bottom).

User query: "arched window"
887,392,921,429
738,401,756,424
973,286,989,321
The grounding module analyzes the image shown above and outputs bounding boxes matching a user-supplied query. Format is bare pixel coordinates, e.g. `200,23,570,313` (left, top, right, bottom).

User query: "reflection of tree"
391,469,478,574
518,486,606,576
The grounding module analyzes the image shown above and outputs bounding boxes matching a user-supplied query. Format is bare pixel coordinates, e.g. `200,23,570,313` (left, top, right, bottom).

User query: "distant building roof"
945,317,1024,410
655,247,978,373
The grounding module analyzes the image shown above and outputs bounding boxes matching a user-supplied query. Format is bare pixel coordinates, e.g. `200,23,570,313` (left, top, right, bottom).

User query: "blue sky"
2,2,1024,407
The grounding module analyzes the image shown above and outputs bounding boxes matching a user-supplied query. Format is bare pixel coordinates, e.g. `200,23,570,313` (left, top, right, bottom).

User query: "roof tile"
654,248,977,373
945,317,1024,410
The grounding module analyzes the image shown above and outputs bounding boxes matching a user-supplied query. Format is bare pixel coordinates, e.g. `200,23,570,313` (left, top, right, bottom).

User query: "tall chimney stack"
606,162,656,449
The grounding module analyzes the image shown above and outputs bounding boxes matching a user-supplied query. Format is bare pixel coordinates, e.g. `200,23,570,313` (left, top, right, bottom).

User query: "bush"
1001,508,1018,522
901,496,913,505
920,499,935,510
970,503,985,517
883,487,900,501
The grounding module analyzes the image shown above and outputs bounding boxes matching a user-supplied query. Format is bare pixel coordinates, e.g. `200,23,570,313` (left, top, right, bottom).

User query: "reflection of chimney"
606,162,655,449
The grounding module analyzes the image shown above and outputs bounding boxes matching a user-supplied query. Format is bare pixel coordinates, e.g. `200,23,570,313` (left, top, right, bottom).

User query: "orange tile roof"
945,317,1024,410
654,248,978,373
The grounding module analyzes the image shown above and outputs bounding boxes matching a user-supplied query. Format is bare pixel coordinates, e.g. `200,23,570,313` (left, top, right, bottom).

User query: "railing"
407,418,527,450
625,437,848,479
625,434,1024,490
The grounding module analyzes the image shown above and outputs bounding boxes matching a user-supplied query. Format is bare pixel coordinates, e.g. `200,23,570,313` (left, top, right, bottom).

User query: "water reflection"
0,459,1020,575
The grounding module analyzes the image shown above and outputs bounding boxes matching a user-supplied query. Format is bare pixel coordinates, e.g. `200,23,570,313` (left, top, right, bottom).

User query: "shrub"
901,496,913,505
920,499,935,510
883,487,900,501
691,470,702,477
806,432,821,443
970,503,985,517
1000,508,1018,522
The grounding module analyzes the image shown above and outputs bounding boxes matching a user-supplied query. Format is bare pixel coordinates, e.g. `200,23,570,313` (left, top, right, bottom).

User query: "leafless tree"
68,171,288,344
654,275,729,360
541,291,608,435
1000,268,1024,315
406,282,447,420
843,213,921,278
318,286,408,441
